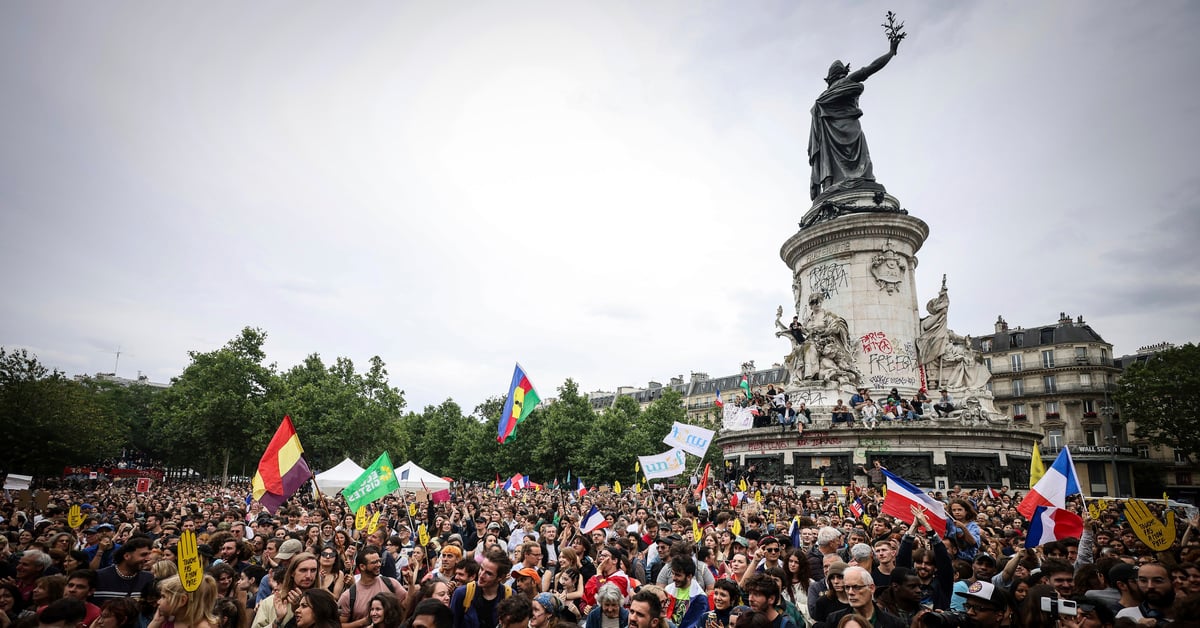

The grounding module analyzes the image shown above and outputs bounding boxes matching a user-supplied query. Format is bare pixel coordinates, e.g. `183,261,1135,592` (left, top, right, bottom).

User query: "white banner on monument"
638,449,689,480
662,422,716,458
722,405,754,431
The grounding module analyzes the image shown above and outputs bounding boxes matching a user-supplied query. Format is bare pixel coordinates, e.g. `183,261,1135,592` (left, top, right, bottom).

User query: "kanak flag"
1018,447,1081,520
1025,506,1084,548
880,469,947,534
497,364,540,444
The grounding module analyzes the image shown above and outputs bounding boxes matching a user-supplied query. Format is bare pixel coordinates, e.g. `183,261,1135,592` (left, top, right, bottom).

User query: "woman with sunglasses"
316,545,349,600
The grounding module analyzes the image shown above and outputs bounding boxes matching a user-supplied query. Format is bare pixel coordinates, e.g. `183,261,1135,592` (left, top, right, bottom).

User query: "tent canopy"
394,460,450,493
314,458,366,495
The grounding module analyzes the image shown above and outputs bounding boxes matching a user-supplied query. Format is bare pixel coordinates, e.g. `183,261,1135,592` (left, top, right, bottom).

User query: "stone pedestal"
781,195,929,398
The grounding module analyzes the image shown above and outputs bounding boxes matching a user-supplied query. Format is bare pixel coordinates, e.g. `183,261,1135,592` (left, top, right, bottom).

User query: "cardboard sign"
355,506,368,531
34,490,50,510
136,478,152,493
177,530,203,592
1123,499,1176,552
14,490,31,510
67,505,85,529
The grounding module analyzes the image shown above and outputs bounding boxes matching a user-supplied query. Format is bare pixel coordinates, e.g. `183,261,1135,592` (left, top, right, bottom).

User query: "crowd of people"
3,473,1200,628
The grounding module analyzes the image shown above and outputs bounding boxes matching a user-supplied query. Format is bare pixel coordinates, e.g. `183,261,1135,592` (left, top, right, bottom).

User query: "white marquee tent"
393,460,450,493
314,458,366,495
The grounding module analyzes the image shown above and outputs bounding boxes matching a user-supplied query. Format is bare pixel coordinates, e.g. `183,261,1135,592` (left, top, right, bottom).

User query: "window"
1088,462,1110,496
1046,401,1060,414
1011,354,1023,372
1047,429,1063,449
1176,449,1188,463
1083,399,1095,414
1010,333,1024,348
1101,348,1108,361
981,338,992,351
1042,350,1055,368
1075,347,1087,364
1043,375,1057,393
1177,472,1193,486
1040,328,1055,345
1085,430,1097,446
985,358,992,373
1137,445,1150,459
1012,379,1025,396
1013,403,1026,418
1080,373,1092,388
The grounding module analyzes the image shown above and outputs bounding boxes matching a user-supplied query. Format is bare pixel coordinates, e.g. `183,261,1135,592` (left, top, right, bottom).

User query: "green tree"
151,328,276,481
530,379,594,482
1114,343,1200,463
578,395,640,484
0,348,123,475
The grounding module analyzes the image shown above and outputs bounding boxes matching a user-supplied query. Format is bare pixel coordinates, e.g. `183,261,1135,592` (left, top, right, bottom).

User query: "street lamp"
1101,404,1117,497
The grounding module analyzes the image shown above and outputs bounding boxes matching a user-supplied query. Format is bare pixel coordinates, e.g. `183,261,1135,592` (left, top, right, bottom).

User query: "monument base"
800,188,906,230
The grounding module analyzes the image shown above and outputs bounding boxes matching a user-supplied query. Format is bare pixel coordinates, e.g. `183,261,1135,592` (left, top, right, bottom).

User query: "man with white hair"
818,566,905,628
807,526,844,579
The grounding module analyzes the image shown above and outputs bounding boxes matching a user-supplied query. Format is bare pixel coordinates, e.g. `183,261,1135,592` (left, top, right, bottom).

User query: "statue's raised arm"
808,12,907,201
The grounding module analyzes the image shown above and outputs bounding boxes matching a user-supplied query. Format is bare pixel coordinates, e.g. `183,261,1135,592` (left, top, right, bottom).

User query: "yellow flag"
1030,441,1046,488
738,478,748,492
355,506,368,531
731,518,742,536
635,461,640,474
417,523,430,546
613,480,622,494
177,530,203,592
693,518,702,542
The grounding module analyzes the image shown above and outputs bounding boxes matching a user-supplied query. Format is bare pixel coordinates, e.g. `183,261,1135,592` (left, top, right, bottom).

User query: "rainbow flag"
497,363,540,444
252,416,311,513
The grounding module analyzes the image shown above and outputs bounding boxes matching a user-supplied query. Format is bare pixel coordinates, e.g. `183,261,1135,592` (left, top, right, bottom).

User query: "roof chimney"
995,315,1008,333
1059,312,1072,326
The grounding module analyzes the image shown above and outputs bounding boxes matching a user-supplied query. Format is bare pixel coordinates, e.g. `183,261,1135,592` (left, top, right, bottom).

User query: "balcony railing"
986,356,1115,375
992,381,1117,399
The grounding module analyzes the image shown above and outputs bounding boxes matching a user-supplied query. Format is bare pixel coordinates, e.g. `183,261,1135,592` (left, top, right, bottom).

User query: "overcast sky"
3,1,1197,415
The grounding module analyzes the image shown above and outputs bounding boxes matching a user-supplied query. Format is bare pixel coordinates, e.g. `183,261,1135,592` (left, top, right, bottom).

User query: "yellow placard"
613,481,622,494
417,523,430,547
67,505,85,529
177,530,203,592
754,490,763,503
355,506,368,531
367,512,381,535
731,518,742,536
408,503,418,517
692,518,702,542
1123,499,1176,552
862,514,872,527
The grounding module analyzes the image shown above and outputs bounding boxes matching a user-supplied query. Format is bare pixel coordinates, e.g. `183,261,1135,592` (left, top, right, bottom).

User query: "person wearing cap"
819,566,904,628
512,568,542,599
93,537,153,602
945,580,1009,628
808,560,849,625
86,525,119,570
257,539,305,606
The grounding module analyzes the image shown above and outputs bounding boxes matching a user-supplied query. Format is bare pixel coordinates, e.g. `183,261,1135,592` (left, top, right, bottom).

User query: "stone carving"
870,455,933,485
802,295,860,385
1007,458,1031,487
942,340,991,393
870,242,907,294
956,396,1008,425
808,13,905,202
947,454,1001,486
792,269,804,316
916,275,949,368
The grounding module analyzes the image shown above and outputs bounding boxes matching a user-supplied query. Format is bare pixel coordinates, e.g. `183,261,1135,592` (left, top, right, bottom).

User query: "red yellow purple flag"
252,416,311,513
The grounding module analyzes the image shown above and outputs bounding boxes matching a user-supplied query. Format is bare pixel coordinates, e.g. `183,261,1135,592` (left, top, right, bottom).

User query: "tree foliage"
0,349,124,475
1114,343,1200,464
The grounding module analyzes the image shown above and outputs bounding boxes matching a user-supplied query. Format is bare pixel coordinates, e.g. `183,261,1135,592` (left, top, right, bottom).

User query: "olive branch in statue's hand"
883,11,907,50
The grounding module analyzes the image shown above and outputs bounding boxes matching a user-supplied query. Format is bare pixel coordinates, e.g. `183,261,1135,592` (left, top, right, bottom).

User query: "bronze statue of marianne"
808,12,906,201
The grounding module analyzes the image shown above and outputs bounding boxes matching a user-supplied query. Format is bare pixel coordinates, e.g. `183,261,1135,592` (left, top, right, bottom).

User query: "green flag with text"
341,452,400,514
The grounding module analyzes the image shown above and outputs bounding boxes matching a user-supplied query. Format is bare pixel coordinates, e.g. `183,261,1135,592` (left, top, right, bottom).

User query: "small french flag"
1025,506,1084,548
715,389,724,407
576,477,588,497
581,505,609,534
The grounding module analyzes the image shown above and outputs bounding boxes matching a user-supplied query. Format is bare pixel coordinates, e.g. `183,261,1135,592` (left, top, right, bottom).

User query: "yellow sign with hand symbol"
367,512,381,535
355,506,368,531
1123,499,1176,551
68,505,85,529
177,530,203,592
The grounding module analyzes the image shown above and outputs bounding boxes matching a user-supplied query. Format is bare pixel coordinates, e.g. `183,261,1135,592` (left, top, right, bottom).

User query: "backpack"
460,581,513,610
348,576,401,614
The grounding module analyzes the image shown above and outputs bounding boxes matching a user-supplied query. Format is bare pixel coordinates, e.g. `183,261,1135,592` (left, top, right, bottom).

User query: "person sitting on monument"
909,393,926,419
859,400,879,429
934,390,954,417
881,398,899,421
897,400,918,422
789,317,806,344
779,402,798,432
849,388,869,412
830,401,854,427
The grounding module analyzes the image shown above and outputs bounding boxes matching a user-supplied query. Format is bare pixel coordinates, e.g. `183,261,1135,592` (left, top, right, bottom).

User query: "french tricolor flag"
1018,447,1081,519
576,477,588,497
1025,506,1084,548
581,505,609,534
880,469,947,534
715,390,724,408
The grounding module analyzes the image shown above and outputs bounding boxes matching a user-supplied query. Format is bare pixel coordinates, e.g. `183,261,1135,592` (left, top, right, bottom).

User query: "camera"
1039,597,1077,617
920,610,969,628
